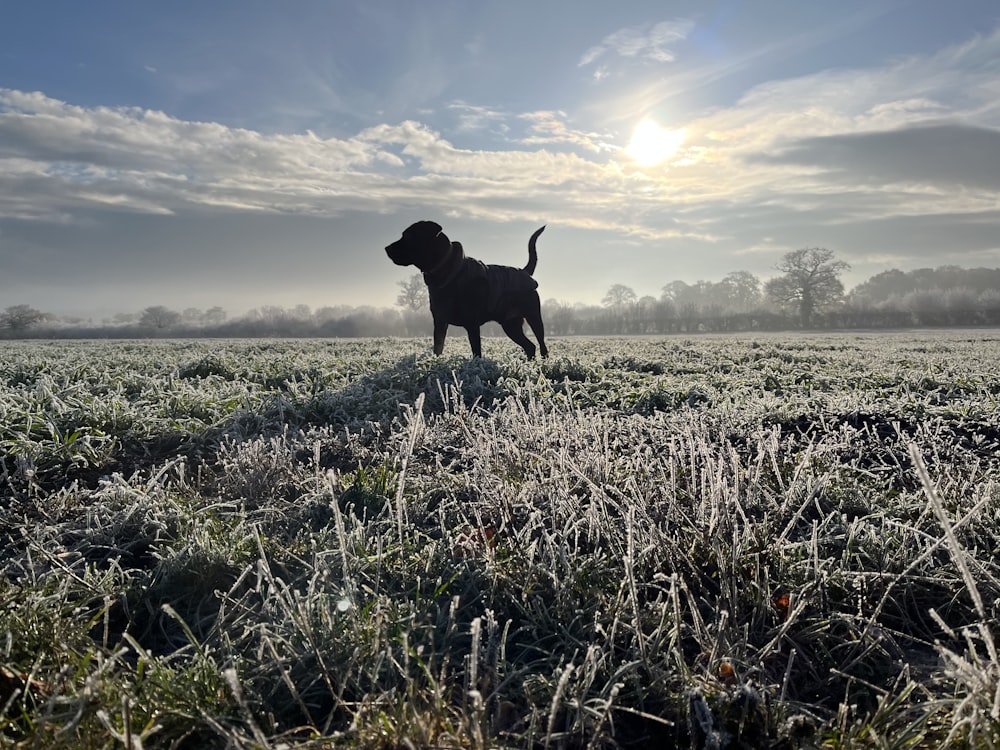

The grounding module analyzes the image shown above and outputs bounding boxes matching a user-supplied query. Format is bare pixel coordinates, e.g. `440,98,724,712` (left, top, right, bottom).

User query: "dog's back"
484,264,539,321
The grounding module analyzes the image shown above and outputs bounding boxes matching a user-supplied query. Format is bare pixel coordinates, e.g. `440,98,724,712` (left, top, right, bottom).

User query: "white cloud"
579,19,693,69
0,89,403,217
517,111,613,153
3,23,1000,272
447,101,509,133
591,66,610,83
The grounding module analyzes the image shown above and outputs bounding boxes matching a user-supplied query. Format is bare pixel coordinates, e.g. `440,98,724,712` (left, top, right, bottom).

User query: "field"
1,332,999,748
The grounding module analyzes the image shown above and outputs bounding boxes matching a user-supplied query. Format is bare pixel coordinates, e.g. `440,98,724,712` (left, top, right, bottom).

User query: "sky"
2,0,1000,319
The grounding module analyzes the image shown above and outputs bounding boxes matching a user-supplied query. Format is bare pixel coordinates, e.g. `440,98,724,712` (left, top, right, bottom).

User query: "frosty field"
1,332,999,748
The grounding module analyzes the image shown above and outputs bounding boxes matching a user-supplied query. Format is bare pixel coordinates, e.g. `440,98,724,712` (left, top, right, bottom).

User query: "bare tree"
720,271,762,312
602,284,637,308
661,282,701,331
392,276,430,336
602,284,638,333
636,295,659,333
139,306,181,330
2,304,48,332
542,299,576,335
396,274,429,312
766,248,849,327
182,308,204,326
204,306,228,326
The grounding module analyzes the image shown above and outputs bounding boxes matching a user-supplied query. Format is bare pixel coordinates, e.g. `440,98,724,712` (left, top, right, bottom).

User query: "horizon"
3,1,1000,319
12,259,1000,326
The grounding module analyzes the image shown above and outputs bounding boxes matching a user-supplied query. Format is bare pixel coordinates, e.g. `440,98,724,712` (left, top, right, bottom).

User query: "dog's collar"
423,241,465,288
423,234,453,276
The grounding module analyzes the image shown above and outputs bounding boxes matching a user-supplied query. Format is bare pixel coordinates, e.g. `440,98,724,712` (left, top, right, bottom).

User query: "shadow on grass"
4,354,509,500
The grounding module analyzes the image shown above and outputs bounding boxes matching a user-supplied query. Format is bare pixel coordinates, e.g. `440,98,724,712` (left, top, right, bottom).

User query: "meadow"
1,332,998,748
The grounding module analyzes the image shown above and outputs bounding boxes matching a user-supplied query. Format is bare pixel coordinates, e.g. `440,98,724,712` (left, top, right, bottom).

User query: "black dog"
385,221,548,358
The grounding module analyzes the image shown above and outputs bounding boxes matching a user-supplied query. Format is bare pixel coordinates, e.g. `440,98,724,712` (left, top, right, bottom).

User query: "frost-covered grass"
1,332,999,748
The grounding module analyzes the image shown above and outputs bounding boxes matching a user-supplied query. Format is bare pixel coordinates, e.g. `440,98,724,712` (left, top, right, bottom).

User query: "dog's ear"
405,220,444,243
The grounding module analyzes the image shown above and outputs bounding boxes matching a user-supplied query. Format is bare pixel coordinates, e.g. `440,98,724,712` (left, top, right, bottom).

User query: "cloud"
517,111,613,153
579,19,693,69
4,20,1000,299
650,26,1000,220
444,104,613,154
0,90,632,241
754,122,1000,191
446,102,509,134
0,88,407,218
0,89,377,176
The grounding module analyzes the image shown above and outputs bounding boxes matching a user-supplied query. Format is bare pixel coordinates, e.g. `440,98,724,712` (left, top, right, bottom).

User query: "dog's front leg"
465,327,483,358
432,318,449,355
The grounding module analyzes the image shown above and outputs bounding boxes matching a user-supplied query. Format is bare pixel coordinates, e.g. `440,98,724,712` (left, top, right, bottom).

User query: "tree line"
5,248,1000,339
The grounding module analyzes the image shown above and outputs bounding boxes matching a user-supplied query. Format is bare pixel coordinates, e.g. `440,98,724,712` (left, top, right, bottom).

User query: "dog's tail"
524,225,546,276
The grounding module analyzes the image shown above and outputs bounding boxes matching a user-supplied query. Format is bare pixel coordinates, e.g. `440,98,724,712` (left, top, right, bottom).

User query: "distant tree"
315,306,348,324
848,269,909,311
662,282,702,331
654,296,677,333
182,307,204,325
602,284,637,308
934,265,965,291
851,266,1000,308
908,268,937,291
543,299,575,335
982,289,1000,325
111,312,138,326
636,295,659,333
257,305,289,323
660,280,689,303
720,271,762,312
1,304,48,332
903,289,947,326
944,287,980,323
601,284,638,333
765,248,849,327
139,305,181,330
396,274,429,312
204,306,228,326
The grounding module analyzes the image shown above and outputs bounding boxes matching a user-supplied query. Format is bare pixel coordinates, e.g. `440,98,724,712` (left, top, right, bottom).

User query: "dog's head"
385,221,452,270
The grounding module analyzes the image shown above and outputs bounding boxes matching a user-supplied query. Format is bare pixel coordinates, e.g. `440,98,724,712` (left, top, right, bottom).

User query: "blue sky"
2,0,1000,318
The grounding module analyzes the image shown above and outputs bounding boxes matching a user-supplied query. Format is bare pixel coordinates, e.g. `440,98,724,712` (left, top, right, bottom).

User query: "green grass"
1,332,999,748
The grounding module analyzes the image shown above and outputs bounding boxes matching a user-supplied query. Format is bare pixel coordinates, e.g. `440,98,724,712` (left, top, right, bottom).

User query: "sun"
625,118,685,167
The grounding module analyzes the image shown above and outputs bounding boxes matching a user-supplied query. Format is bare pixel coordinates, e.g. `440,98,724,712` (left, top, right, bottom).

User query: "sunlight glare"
625,118,685,167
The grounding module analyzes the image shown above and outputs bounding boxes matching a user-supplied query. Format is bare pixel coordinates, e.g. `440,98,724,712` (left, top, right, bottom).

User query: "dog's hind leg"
501,318,537,359
522,295,548,357
525,312,548,358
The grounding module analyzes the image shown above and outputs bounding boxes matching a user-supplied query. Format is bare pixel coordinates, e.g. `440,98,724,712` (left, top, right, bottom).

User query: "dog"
385,221,548,358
